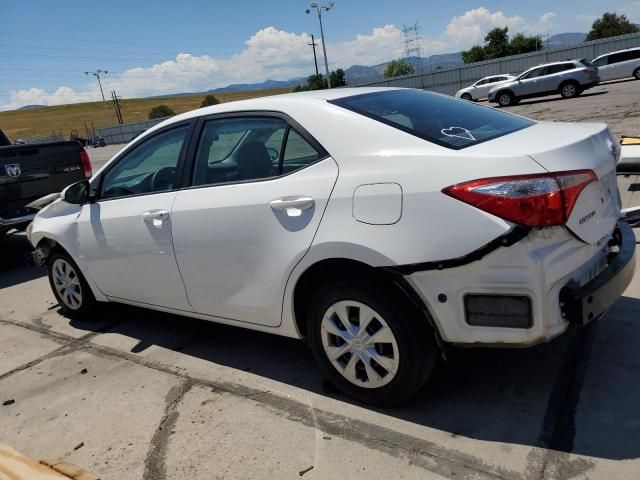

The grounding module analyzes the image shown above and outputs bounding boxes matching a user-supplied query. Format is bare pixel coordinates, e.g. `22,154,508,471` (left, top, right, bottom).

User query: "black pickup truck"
0,128,92,237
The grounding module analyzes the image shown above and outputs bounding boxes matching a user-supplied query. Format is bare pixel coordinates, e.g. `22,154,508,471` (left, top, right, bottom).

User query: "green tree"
148,105,176,119
509,32,543,55
484,27,510,59
586,12,639,41
462,45,487,64
383,59,414,78
307,74,328,90
330,68,347,87
462,28,542,63
200,94,219,107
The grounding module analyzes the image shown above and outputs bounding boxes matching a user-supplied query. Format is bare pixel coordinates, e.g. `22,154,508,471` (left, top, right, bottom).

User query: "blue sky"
1,0,639,109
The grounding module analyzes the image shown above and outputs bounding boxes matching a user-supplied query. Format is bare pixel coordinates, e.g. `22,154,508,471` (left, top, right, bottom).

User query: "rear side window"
330,89,534,149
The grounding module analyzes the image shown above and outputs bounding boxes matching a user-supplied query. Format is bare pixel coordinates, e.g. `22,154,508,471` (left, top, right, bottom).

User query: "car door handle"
269,196,315,216
142,210,169,221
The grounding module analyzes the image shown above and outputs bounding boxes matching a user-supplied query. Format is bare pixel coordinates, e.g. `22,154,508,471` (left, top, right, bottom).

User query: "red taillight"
79,149,92,179
442,170,597,227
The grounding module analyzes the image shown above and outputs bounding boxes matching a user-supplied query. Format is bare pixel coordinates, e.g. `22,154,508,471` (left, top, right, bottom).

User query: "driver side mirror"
62,180,95,205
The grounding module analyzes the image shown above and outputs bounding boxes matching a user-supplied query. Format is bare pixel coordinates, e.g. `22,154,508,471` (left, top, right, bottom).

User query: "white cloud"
0,8,561,110
443,7,556,46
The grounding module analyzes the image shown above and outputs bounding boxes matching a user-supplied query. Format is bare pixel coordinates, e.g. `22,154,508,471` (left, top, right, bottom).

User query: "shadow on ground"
502,91,608,108
3,220,640,464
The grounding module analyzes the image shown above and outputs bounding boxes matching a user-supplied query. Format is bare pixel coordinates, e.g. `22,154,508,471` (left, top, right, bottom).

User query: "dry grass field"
0,88,292,141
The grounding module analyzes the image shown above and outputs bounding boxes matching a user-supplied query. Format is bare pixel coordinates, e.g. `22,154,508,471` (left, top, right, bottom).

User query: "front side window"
331,89,534,149
101,125,188,199
520,67,545,79
593,56,608,67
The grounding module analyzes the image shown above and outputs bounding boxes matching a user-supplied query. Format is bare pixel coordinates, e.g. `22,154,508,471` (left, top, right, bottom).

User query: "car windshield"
330,89,534,149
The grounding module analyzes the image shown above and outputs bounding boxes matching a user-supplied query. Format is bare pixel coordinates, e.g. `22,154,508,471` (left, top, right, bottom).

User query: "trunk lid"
469,122,621,244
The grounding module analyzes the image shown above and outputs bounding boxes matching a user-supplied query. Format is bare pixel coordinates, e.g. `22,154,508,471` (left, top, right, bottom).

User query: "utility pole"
306,2,335,88
308,34,319,76
111,90,124,125
84,69,108,103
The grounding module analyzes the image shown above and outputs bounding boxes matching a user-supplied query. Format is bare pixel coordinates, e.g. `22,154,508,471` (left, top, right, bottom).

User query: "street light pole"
306,2,334,88
85,69,108,103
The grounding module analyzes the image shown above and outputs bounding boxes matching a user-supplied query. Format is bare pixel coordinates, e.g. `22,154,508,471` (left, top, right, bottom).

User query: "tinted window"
609,52,636,64
545,63,574,75
330,90,534,149
193,117,286,186
282,129,322,173
593,56,608,67
475,78,489,86
580,59,595,67
101,125,188,199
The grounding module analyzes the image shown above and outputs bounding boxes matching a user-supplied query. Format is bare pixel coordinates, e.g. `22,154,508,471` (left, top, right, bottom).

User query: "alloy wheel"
320,300,400,389
562,84,577,97
51,258,83,310
498,93,511,106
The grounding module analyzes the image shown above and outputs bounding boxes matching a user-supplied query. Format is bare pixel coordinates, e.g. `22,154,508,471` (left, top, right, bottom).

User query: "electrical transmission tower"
402,23,426,74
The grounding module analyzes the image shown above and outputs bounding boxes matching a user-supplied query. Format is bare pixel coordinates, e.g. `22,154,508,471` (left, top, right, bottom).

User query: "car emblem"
4,163,21,178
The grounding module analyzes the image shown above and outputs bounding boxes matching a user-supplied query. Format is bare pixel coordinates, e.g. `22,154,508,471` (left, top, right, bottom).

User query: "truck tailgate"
0,141,87,220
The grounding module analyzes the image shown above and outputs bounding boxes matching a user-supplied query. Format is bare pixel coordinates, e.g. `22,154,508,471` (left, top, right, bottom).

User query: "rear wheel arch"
292,258,443,345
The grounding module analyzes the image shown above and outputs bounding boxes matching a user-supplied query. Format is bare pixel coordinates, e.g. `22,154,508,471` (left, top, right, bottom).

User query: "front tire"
461,93,472,101
47,251,96,318
497,91,515,107
307,279,438,406
634,68,640,80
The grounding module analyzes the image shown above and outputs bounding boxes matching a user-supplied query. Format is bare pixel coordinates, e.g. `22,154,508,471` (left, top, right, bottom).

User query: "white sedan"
29,87,636,405
455,74,516,101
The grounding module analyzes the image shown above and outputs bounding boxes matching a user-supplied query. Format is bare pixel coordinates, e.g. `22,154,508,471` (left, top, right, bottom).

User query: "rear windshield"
580,59,595,67
330,89,534,149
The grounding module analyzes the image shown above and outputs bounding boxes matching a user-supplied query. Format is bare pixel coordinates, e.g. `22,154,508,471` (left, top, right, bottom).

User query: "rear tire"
307,279,438,406
461,93,472,101
47,251,96,319
560,81,580,99
497,91,515,107
634,68,640,80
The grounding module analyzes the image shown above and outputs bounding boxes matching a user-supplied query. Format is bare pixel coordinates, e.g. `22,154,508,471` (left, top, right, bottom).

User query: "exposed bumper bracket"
560,222,636,325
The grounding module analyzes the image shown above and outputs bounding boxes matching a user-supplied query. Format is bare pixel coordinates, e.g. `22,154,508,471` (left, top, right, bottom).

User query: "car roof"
132,87,404,139
594,46,640,58
526,59,580,70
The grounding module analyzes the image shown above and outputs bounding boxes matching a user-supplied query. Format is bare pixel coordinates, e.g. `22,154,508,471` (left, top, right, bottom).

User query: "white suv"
592,47,640,82
29,88,636,405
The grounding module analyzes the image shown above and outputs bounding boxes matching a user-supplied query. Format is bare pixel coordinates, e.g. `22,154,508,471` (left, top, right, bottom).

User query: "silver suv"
488,60,600,107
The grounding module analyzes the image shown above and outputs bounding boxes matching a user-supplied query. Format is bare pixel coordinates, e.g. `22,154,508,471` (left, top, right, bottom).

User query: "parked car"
488,60,600,107
455,74,516,101
0,128,92,238
29,88,635,405
592,47,640,82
